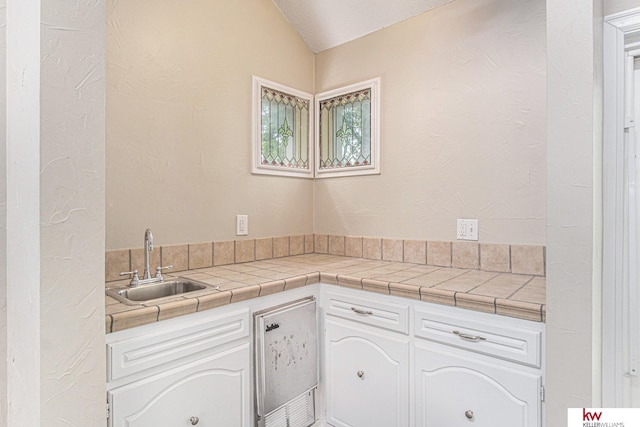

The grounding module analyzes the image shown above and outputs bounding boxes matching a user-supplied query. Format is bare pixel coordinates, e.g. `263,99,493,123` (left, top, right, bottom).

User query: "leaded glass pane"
319,89,371,169
260,86,310,170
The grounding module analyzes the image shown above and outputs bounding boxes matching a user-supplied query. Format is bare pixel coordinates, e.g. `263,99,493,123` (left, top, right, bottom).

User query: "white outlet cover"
457,219,478,241
236,214,248,236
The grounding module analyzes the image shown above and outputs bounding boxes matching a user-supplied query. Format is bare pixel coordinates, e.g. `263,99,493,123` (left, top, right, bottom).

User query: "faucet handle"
155,265,173,281
120,270,140,287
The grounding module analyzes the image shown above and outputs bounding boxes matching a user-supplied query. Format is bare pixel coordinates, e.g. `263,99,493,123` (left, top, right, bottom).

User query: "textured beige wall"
546,0,602,420
314,0,546,245
3,0,106,425
40,0,107,424
106,0,315,249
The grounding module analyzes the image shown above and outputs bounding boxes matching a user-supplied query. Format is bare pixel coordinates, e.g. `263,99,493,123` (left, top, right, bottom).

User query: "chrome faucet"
143,228,153,280
119,228,172,287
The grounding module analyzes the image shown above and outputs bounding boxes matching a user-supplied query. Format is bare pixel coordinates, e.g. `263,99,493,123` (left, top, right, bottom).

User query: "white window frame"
251,76,314,178
314,78,381,178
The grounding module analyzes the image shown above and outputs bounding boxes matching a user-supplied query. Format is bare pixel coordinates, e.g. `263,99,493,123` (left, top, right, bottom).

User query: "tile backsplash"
106,234,545,283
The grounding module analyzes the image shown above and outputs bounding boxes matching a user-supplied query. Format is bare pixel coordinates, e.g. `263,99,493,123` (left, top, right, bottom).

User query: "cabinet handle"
465,410,474,420
357,370,365,379
351,307,373,316
190,416,199,425
453,330,486,342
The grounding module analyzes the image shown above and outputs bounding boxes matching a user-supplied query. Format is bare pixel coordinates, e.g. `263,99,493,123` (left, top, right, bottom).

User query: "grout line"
505,276,535,299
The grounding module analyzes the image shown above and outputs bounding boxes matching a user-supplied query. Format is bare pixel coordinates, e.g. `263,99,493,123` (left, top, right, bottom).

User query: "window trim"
314,78,381,178
251,75,314,178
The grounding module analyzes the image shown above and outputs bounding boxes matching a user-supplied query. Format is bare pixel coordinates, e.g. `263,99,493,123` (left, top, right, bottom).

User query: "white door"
624,51,640,407
108,343,250,427
414,343,541,427
603,13,640,407
324,318,409,427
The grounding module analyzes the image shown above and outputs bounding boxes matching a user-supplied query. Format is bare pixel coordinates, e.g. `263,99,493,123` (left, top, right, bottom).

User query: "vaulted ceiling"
271,0,455,53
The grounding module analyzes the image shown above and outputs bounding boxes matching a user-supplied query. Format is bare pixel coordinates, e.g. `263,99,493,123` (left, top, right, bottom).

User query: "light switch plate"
236,214,248,236
457,219,478,241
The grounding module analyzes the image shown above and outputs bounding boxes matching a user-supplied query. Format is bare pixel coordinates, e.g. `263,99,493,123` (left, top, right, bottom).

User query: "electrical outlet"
236,214,248,236
457,219,478,241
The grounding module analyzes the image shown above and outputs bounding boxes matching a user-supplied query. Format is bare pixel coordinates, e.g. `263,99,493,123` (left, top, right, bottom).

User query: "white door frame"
603,7,640,407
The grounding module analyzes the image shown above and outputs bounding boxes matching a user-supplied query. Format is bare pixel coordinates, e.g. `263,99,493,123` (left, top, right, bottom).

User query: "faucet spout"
143,228,153,279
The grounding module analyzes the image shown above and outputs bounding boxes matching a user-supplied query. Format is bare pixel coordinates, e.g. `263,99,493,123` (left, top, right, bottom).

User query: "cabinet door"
108,343,250,427
415,342,541,427
324,317,409,427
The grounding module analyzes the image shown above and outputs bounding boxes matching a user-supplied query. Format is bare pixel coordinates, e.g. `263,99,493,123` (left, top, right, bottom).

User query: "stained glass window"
316,78,380,177
252,76,313,178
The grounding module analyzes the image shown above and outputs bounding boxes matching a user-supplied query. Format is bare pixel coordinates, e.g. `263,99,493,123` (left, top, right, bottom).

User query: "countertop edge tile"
389,282,421,300
362,279,390,295
337,275,363,290
284,275,308,290
111,306,159,332
420,287,456,306
455,293,496,314
157,298,199,321
105,254,547,333
197,291,232,311
495,298,543,322
259,280,286,296
320,272,338,285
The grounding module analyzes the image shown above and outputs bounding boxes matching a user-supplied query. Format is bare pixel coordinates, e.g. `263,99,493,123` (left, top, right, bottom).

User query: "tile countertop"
105,253,546,334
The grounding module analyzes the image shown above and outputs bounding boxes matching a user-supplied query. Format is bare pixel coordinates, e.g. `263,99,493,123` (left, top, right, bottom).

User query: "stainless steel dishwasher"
254,297,318,427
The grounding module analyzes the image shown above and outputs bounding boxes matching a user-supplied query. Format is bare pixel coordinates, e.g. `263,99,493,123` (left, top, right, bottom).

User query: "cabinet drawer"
324,290,409,334
414,306,542,367
108,308,250,382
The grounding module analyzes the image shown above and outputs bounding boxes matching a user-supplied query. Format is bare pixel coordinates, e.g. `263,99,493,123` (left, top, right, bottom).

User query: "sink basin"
106,278,217,305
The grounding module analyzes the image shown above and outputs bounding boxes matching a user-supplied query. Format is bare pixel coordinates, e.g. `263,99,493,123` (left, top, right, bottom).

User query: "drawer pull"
453,330,486,342
190,416,200,425
357,370,365,379
465,410,474,420
351,307,373,316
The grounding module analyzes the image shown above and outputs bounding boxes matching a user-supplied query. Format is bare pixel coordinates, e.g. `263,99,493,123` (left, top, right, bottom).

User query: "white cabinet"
415,343,541,427
322,291,410,427
108,343,250,427
413,305,544,427
105,284,545,427
106,307,252,427
322,286,544,427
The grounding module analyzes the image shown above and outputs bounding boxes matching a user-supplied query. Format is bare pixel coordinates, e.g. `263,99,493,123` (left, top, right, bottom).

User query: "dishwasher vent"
264,391,315,427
